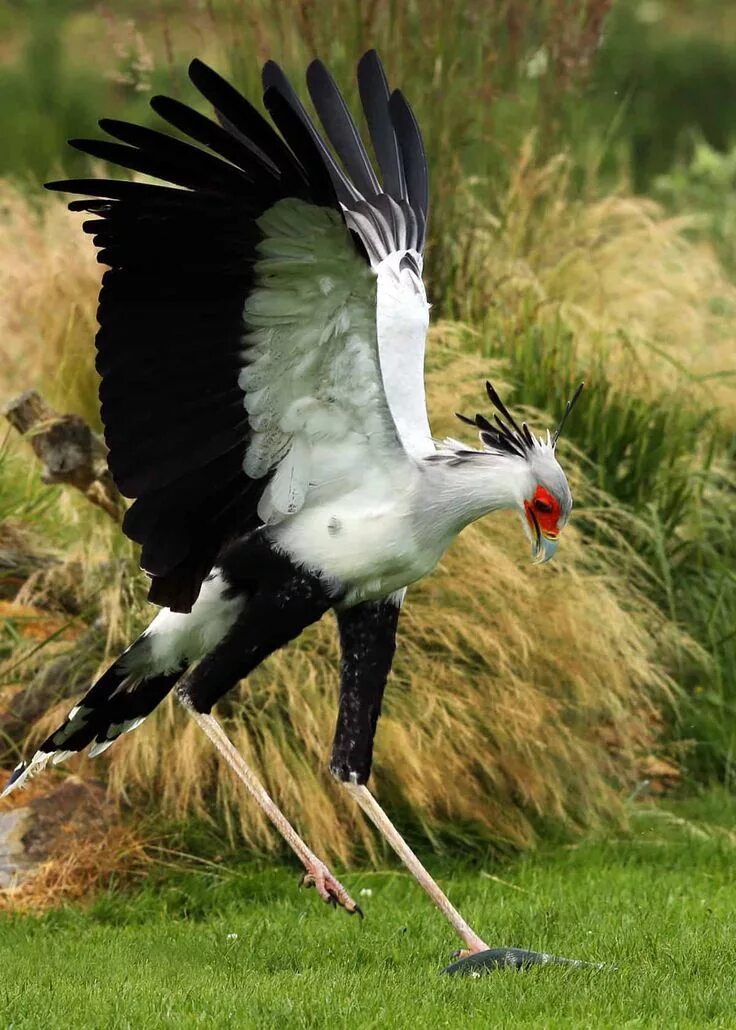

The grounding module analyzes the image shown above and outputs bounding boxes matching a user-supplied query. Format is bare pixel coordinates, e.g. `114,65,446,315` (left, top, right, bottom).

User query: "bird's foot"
450,941,491,961
300,861,363,917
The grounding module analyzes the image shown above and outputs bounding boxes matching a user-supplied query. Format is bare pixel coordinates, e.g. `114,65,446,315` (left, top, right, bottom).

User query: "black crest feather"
455,381,530,458
552,382,585,446
456,380,585,456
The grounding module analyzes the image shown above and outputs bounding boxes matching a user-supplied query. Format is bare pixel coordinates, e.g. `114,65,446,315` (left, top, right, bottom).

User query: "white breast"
268,463,446,604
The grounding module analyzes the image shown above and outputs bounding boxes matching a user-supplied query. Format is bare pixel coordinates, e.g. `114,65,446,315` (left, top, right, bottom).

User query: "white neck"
416,451,532,547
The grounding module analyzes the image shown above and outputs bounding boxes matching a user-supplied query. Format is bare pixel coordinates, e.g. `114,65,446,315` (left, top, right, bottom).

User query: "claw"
299,862,362,917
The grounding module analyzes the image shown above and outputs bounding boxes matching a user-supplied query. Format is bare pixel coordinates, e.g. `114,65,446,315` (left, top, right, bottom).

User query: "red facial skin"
524,485,561,539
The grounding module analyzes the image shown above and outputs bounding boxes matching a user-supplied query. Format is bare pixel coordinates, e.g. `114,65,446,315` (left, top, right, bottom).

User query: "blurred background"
1,0,735,891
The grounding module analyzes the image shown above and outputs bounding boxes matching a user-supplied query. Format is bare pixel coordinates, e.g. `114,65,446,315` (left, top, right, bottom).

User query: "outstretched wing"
48,52,432,612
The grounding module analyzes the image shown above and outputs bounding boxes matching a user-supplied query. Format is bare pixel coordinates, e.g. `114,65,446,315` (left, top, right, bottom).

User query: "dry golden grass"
0,181,100,420
17,345,679,864
448,142,736,423
1,173,709,864
0,819,150,913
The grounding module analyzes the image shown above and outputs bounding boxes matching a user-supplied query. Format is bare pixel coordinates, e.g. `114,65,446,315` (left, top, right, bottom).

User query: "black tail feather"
2,645,184,796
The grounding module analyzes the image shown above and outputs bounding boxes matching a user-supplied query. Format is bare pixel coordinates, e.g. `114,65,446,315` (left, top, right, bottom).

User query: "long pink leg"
344,782,488,955
183,701,361,916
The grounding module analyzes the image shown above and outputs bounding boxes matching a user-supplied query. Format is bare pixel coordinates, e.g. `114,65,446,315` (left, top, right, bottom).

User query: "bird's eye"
533,498,553,514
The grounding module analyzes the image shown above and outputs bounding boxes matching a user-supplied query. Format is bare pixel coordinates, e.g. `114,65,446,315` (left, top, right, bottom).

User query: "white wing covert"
247,53,434,523
241,200,397,522
242,197,433,524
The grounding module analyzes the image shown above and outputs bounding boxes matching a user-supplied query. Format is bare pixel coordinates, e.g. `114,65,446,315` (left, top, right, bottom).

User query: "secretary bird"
4,52,586,973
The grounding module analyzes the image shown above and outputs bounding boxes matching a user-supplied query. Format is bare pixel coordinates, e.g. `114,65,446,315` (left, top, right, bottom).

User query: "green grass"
1,796,735,1028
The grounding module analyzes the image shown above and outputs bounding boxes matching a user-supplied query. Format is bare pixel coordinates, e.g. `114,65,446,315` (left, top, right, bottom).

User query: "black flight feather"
47,179,200,204
388,90,429,249
149,94,282,192
357,50,406,201
261,84,340,208
68,136,248,195
307,60,381,198
263,61,358,206
188,59,304,187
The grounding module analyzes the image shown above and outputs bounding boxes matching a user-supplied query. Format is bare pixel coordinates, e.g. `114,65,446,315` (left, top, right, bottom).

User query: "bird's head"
456,381,583,563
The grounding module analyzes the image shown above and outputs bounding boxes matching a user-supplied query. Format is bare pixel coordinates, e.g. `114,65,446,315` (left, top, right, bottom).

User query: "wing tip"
1,761,27,798
188,56,211,84
357,49,383,74
262,59,285,90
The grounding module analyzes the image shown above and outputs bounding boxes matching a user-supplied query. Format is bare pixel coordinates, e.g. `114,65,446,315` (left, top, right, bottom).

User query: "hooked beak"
525,507,559,564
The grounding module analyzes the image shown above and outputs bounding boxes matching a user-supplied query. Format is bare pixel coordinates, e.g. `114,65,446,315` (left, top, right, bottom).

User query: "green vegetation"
654,139,736,275
2,795,735,1028
592,2,736,189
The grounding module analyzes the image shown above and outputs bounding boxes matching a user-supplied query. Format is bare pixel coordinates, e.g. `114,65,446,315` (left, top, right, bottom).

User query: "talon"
300,860,360,915
352,904,364,919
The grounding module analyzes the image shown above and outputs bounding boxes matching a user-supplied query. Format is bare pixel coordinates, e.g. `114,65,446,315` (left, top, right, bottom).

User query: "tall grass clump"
441,145,736,782
0,183,690,863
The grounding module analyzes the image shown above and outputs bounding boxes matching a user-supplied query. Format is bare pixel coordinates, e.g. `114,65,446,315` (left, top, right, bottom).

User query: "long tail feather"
2,646,181,798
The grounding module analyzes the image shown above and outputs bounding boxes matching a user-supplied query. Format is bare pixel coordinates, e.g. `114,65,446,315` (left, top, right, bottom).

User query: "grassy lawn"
0,797,734,1028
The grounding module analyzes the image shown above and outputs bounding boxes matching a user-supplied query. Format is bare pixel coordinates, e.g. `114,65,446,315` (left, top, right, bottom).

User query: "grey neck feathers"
417,450,532,543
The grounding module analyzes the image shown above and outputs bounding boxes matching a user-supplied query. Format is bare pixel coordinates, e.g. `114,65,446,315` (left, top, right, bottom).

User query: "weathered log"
3,390,123,520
